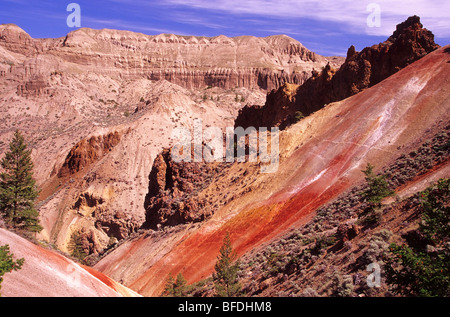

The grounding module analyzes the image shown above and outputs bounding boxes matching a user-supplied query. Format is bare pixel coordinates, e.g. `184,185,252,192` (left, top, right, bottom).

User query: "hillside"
0,25,340,258
194,122,450,296
0,228,140,296
94,41,449,296
0,16,448,298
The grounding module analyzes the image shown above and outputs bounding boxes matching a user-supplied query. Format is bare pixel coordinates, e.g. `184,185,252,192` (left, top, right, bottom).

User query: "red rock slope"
95,45,449,297
0,228,140,297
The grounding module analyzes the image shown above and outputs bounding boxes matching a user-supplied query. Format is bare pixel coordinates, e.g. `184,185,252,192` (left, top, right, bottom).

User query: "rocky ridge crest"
0,24,340,92
235,16,440,129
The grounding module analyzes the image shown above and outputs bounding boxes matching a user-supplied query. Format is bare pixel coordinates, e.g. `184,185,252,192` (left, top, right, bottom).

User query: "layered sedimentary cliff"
235,16,440,129
0,24,340,92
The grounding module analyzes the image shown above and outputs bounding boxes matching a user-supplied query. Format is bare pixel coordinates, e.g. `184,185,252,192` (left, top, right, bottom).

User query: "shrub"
311,234,336,255
357,209,383,227
363,233,390,264
384,179,449,297
419,178,449,242
330,272,354,297
384,243,449,297
294,111,304,123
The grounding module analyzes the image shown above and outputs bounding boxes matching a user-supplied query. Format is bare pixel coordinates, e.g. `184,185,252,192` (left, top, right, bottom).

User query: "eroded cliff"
235,16,440,129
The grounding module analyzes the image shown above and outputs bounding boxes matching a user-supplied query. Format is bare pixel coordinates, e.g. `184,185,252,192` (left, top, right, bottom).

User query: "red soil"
0,228,128,296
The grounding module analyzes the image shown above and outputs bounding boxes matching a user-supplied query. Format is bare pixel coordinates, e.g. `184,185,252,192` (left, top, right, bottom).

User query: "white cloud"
82,16,182,35
164,0,450,38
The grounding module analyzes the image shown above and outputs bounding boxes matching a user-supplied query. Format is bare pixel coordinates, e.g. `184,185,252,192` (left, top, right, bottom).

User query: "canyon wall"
0,24,341,92
1,24,340,256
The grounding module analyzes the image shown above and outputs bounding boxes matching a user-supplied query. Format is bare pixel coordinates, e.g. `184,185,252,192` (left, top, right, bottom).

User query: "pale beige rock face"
0,24,338,255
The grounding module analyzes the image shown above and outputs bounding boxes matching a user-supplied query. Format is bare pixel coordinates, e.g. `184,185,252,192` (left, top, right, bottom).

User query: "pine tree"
213,232,242,297
0,244,24,296
0,130,42,232
67,230,88,262
162,273,176,296
173,273,188,297
162,272,188,297
359,163,394,226
361,163,394,206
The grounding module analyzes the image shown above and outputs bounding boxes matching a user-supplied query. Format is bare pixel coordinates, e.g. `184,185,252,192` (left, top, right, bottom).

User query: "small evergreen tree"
359,163,394,226
67,230,88,262
0,244,24,296
384,179,449,297
162,272,188,297
0,130,42,232
213,232,242,297
173,273,188,297
361,163,394,206
162,273,176,296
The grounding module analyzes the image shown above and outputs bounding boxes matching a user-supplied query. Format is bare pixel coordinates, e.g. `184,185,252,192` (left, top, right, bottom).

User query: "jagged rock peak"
389,15,425,42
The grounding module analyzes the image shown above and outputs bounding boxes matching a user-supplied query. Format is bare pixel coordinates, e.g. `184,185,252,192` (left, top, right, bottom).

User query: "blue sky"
0,0,449,56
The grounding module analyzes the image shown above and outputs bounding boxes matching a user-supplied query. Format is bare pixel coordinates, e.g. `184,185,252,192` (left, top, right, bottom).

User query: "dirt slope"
94,45,449,296
0,228,140,297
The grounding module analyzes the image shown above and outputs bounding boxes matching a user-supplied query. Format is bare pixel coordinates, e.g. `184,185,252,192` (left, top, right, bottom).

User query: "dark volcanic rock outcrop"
235,16,440,129
57,131,121,177
143,148,224,228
